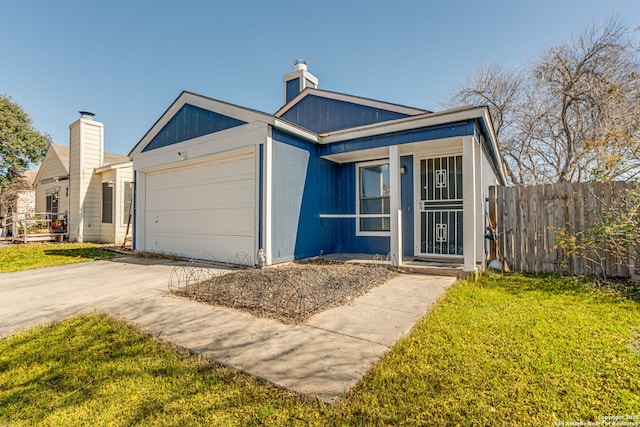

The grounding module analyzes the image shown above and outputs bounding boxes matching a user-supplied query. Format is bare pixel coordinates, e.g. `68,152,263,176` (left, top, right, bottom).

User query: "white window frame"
101,181,114,224
356,159,391,237
122,181,133,226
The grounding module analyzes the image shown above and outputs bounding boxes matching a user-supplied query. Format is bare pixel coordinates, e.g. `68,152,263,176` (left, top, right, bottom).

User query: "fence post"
488,186,497,260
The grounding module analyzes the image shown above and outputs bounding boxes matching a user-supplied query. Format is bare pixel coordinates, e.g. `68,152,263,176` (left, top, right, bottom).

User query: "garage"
142,148,256,263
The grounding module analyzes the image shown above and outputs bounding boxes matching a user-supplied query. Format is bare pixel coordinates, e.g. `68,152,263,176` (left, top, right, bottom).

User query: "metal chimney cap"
294,59,307,71
79,111,95,119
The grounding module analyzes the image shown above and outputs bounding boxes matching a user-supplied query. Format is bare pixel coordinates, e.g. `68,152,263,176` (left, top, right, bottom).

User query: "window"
357,162,390,234
101,182,113,224
122,181,133,225
46,192,58,215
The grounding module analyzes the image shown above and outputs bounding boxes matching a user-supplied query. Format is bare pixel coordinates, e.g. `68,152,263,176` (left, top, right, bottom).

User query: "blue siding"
142,104,246,152
336,163,390,255
280,94,410,133
285,78,300,103
270,132,417,260
320,121,471,158
271,130,344,263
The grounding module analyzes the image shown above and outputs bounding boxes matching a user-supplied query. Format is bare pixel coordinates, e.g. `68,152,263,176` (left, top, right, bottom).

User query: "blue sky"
1,0,638,157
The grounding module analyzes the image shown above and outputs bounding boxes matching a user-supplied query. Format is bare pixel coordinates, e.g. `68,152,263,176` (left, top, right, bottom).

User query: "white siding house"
34,112,133,245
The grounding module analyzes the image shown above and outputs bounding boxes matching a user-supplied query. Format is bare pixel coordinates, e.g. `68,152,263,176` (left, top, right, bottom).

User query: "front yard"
0,242,115,273
1,272,638,426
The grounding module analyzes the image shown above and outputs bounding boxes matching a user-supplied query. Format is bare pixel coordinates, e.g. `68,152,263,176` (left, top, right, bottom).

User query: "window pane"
360,217,390,232
358,163,390,233
360,198,390,215
102,182,113,224
360,165,389,198
122,182,133,225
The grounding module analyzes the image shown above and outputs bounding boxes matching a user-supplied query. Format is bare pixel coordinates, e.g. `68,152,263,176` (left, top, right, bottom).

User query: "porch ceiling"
320,136,463,163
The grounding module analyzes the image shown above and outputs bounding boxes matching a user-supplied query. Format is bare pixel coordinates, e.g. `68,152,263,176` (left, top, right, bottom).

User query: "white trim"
462,136,477,272
475,142,484,266
133,122,265,173
413,152,465,258
100,180,115,225
264,129,273,265
320,214,390,219
356,159,391,237
412,147,463,159
275,88,427,118
121,180,134,227
129,91,275,158
95,161,133,173
272,119,319,142
254,144,261,265
321,106,489,143
389,145,401,266
282,69,319,86
322,137,464,164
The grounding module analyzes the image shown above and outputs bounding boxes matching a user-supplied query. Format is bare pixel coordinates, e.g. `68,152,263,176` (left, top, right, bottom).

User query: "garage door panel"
145,208,253,236
146,233,254,262
145,178,254,211
143,149,256,263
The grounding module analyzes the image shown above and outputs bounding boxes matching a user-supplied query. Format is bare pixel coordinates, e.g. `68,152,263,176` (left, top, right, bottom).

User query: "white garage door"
144,148,255,263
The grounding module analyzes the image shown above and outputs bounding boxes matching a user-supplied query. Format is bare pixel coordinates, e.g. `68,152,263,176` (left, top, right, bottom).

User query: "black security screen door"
417,155,463,257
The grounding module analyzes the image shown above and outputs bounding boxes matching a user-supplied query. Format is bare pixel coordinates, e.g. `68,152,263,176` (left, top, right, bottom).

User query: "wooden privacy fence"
488,182,638,277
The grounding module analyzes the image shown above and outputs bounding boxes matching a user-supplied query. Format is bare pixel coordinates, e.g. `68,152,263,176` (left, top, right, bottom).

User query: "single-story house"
129,61,507,271
34,112,133,245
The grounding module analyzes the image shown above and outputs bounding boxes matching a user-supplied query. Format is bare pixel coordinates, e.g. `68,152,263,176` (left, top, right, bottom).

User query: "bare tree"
446,18,640,185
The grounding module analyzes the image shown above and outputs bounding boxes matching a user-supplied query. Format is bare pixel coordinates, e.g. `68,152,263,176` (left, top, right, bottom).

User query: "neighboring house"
129,61,507,271
34,112,133,245
0,169,37,217
0,170,37,237
14,170,37,215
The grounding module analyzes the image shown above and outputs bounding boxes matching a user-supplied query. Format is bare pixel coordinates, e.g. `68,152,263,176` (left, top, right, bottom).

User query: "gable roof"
129,91,279,157
128,89,506,185
274,88,430,133
18,169,38,187
35,143,130,187
104,152,130,164
275,88,429,117
49,144,70,175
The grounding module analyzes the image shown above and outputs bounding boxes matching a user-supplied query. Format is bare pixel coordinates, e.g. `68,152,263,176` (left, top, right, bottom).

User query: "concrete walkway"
0,257,455,402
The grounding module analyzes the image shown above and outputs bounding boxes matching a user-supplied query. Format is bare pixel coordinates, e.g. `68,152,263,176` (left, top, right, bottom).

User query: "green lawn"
1,273,639,426
0,243,116,273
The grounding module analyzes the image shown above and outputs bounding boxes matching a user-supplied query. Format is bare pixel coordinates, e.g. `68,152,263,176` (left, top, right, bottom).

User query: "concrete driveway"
0,256,455,402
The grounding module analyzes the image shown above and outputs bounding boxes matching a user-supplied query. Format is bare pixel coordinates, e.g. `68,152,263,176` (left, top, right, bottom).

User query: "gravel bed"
170,260,393,324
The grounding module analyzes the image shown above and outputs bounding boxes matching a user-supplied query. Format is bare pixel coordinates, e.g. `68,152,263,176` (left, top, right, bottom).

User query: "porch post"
389,145,402,266
264,130,273,266
462,136,477,272
475,141,485,268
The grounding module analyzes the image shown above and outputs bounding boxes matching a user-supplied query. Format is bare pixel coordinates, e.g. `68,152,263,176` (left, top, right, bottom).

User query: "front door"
415,155,463,258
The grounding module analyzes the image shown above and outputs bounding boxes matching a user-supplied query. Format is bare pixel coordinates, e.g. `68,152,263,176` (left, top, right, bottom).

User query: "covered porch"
3,212,68,243
319,134,487,273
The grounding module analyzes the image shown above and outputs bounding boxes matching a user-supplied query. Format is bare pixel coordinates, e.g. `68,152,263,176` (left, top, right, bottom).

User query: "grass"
1,273,639,426
0,243,116,273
